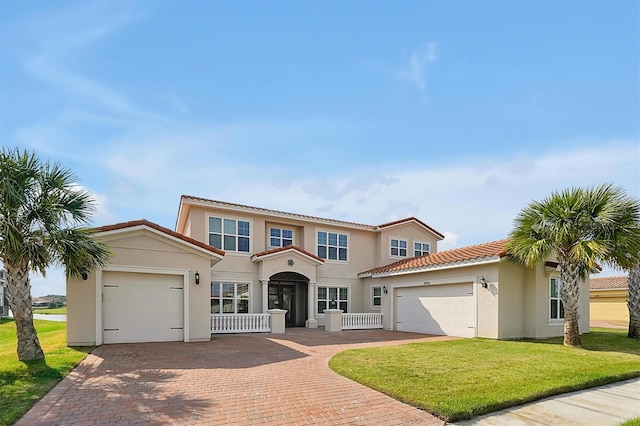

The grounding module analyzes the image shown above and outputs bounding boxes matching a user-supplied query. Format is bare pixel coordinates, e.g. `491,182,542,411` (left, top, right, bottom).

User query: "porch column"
261,280,269,313
305,281,318,328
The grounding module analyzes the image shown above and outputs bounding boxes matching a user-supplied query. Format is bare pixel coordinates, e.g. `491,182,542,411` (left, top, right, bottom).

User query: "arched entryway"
268,272,309,327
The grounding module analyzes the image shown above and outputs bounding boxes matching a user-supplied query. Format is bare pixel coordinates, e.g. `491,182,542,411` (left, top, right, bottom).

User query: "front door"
268,283,300,326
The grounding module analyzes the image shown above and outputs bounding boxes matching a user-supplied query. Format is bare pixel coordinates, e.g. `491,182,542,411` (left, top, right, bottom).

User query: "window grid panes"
317,286,348,313
391,239,408,257
549,278,565,319
372,286,382,307
317,231,348,261
414,242,430,257
208,217,250,252
211,282,250,314
269,227,294,247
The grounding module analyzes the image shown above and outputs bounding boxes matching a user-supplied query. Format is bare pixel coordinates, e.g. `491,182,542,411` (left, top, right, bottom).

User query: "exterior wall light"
195,271,200,285
480,276,488,289
383,285,388,294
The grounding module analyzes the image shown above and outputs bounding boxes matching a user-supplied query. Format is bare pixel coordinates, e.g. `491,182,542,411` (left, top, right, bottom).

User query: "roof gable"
251,246,325,265
95,219,225,258
377,217,445,240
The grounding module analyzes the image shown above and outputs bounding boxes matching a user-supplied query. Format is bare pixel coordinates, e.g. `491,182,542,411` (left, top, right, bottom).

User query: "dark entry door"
268,283,297,326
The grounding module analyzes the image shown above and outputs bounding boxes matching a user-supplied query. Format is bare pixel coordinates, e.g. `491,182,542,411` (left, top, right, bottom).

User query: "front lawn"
33,306,67,315
329,328,640,422
0,318,92,426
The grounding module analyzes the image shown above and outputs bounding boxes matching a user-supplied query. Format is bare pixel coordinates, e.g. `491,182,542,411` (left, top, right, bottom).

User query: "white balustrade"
211,313,271,333
342,313,383,330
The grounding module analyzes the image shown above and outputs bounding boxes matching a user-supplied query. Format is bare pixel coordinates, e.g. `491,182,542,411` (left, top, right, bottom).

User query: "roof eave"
363,256,502,279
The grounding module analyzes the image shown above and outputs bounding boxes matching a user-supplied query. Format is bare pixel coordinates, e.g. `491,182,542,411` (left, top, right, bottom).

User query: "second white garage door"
103,272,184,344
395,283,475,338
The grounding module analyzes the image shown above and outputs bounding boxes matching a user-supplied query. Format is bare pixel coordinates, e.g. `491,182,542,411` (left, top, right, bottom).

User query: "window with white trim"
317,286,348,313
390,238,408,257
208,217,250,252
269,227,293,248
317,231,348,261
211,282,250,314
414,242,430,257
372,286,382,309
550,277,565,320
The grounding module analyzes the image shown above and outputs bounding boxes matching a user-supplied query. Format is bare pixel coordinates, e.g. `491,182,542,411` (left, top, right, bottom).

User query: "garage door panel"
396,283,474,338
103,272,184,344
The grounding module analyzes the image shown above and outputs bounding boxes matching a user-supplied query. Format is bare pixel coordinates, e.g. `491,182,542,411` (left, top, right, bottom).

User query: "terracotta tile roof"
378,217,445,239
180,195,445,237
95,219,225,257
252,246,325,263
590,276,629,290
360,239,509,277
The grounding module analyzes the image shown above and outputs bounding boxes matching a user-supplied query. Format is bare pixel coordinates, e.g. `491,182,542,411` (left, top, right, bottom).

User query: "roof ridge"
180,195,444,237
181,195,377,229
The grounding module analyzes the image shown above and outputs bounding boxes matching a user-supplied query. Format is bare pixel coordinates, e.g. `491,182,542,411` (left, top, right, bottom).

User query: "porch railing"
342,313,383,330
211,313,271,334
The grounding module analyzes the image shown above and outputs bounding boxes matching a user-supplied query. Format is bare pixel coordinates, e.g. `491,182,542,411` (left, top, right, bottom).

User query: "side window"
549,278,565,320
372,286,382,308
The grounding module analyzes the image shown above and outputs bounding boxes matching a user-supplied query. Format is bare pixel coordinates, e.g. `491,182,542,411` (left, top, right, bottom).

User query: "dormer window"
270,227,293,248
390,239,408,257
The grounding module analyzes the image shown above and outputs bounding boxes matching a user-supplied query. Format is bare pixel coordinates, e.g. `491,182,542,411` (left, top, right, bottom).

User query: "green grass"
32,306,67,315
329,328,640,422
0,318,92,426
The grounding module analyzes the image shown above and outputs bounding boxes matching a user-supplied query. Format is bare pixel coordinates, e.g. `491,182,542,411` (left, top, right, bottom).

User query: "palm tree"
628,262,640,338
0,148,110,361
506,184,640,348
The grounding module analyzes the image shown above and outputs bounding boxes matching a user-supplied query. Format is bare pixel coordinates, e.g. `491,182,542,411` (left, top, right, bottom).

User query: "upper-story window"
390,238,408,257
414,242,430,257
209,217,250,252
317,231,348,261
270,227,293,248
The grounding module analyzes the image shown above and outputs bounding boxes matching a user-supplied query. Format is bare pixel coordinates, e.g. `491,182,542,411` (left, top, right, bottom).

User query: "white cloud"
439,232,459,251
395,41,438,91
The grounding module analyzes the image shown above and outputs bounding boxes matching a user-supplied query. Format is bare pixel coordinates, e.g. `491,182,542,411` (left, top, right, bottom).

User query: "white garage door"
396,283,475,338
103,272,184,344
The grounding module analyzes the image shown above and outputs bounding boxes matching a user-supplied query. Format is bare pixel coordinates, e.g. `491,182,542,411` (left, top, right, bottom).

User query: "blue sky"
1,1,638,296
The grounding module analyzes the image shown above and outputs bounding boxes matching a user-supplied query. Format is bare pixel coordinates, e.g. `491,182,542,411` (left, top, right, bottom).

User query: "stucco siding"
377,224,439,267
67,230,213,345
590,289,628,322
497,260,525,339
372,263,499,337
67,273,97,346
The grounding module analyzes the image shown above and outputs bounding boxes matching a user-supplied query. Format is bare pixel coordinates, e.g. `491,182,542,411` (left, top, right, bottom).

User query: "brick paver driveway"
17,329,453,425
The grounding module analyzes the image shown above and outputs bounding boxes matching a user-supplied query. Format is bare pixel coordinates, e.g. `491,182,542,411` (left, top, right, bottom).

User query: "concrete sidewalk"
454,377,640,425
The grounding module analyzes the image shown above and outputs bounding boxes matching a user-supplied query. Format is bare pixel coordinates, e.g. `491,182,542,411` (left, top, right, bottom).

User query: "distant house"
590,276,629,323
32,297,50,308
67,195,590,346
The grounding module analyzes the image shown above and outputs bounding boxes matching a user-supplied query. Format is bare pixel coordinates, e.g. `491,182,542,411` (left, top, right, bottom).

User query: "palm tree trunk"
628,262,640,339
5,265,45,361
560,260,582,348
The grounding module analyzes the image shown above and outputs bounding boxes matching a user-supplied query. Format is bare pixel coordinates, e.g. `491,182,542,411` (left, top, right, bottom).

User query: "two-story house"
67,195,589,346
